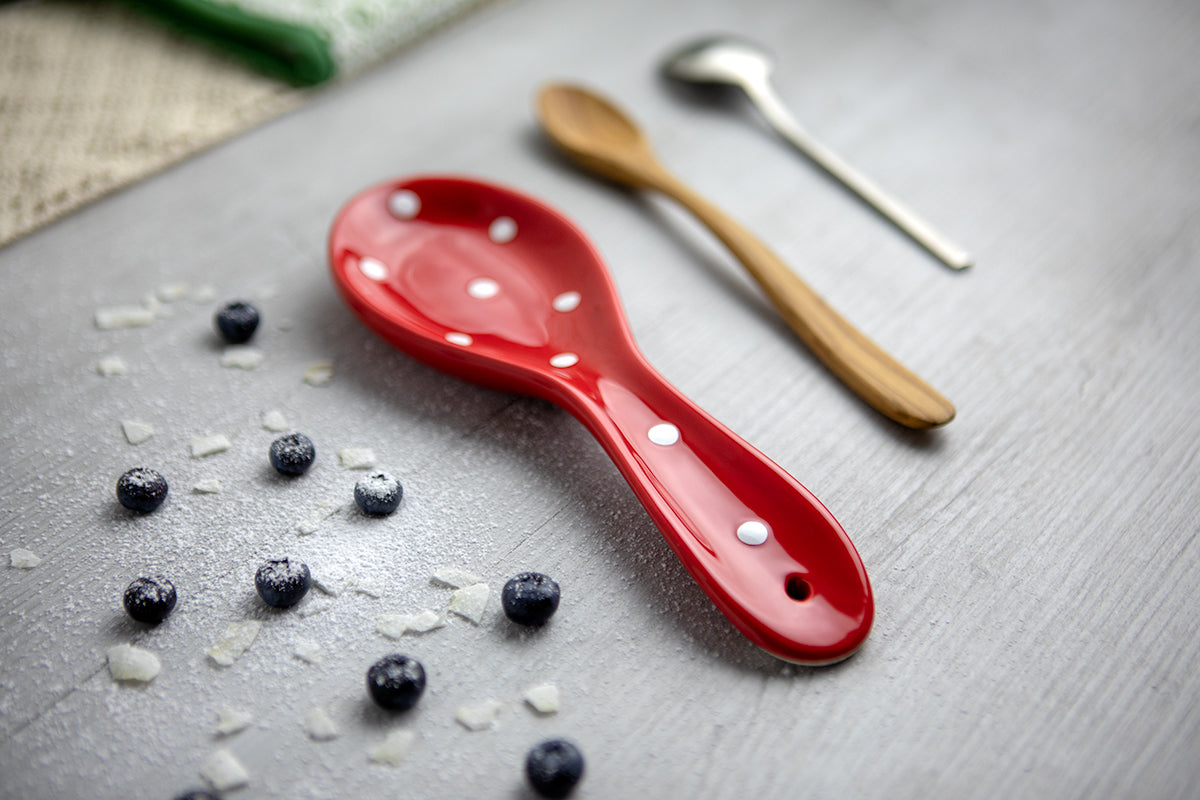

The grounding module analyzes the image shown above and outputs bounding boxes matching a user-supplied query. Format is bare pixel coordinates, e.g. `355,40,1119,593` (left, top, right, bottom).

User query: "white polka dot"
445,332,472,346
358,257,387,282
549,353,579,368
467,278,500,299
388,190,420,219
736,520,770,546
488,216,517,243
552,291,581,312
647,423,680,446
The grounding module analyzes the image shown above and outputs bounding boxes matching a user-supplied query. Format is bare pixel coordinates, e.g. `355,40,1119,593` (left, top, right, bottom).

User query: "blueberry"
269,433,315,476
366,653,426,710
255,558,311,608
525,738,585,798
501,572,560,626
173,791,220,800
354,472,404,515
214,300,260,344
123,575,177,624
116,467,168,512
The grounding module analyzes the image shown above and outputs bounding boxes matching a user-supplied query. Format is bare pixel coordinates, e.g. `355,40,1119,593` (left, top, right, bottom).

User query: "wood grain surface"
1,0,1198,798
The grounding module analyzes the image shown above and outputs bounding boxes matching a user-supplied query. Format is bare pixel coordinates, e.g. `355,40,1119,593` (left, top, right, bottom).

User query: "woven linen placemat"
0,0,488,249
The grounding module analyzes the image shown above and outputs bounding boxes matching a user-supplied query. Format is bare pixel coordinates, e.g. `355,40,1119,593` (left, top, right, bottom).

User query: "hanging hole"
785,574,812,601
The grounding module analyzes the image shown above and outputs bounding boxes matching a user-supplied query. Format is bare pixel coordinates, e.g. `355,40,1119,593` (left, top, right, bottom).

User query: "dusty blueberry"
255,558,311,608
269,432,315,476
173,791,220,800
354,472,404,515
366,653,426,710
123,575,177,624
525,738,585,798
116,467,168,512
502,572,561,626
214,300,260,344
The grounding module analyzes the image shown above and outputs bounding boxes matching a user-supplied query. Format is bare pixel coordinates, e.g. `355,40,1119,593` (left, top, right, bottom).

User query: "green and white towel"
0,0,491,248
128,0,491,85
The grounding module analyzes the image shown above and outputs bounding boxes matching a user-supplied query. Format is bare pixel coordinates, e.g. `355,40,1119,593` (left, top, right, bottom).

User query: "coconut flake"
193,478,221,494
368,730,416,766
523,684,561,714
200,749,250,791
156,283,190,302
261,409,290,432
376,610,445,639
448,583,490,624
293,639,322,664
430,566,483,589
338,448,377,469
455,699,503,731
220,347,264,370
10,548,41,568
214,707,254,736
190,434,232,458
95,305,155,330
121,419,155,445
207,621,262,666
304,707,339,741
96,356,130,376
297,500,341,535
303,360,334,386
346,577,383,598
106,643,161,682
311,574,340,597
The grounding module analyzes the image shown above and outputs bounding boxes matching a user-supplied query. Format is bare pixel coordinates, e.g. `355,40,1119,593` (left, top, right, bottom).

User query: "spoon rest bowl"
329,175,873,664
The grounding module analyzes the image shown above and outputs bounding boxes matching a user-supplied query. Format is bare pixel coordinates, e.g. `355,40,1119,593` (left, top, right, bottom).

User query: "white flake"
297,500,341,535
346,576,383,598
156,283,190,302
200,749,250,791
193,479,222,494
376,610,445,639
261,409,290,432
448,583,490,624
106,643,161,682
523,684,561,714
95,305,155,330
214,707,254,736
430,566,483,589
194,284,217,302
293,639,322,664
121,419,154,445
311,574,340,597
455,699,503,731
303,360,334,386
10,548,41,568
190,434,232,458
368,729,415,766
206,621,262,666
96,356,129,376
220,347,264,369
304,707,339,741
338,448,377,469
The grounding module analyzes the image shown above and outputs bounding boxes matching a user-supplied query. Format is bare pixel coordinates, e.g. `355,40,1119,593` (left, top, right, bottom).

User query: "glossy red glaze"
328,175,873,665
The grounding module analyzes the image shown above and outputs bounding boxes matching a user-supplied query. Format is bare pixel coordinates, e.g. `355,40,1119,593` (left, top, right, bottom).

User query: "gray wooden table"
3,0,1198,797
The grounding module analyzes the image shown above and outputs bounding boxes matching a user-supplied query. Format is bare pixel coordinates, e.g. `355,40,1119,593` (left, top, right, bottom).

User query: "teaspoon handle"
643,165,955,429
558,356,873,665
742,79,972,271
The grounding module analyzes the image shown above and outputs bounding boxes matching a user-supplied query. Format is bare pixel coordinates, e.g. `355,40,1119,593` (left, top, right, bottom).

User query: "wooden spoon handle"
646,167,955,429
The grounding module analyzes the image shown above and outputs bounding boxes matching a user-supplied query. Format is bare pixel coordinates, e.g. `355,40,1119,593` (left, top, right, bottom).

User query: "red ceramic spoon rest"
328,175,873,664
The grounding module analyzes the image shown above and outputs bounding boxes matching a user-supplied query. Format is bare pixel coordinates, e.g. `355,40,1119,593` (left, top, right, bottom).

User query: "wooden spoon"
535,82,955,429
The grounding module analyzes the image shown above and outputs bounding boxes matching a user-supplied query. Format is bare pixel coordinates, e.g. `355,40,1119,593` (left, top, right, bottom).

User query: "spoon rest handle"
558,356,873,665
648,167,955,430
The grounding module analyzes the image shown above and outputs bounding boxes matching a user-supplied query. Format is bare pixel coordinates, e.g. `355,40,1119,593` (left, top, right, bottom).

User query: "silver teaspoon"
662,35,972,270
